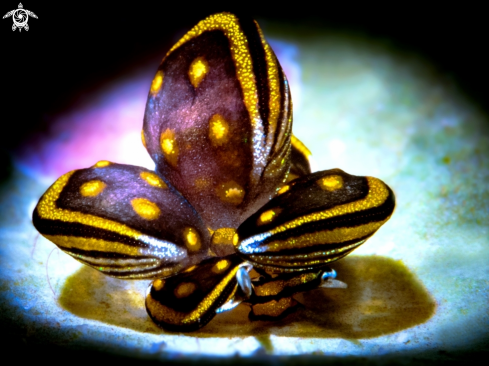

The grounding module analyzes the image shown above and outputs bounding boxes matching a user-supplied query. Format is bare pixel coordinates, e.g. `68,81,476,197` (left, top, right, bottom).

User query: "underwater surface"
1,17,488,363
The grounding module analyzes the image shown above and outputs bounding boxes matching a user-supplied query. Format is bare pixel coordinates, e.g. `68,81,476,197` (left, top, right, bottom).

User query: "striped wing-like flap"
235,169,396,273
32,162,211,279
143,13,292,230
146,254,244,332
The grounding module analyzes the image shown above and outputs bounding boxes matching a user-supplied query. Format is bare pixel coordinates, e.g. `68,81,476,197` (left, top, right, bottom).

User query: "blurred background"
1,2,488,364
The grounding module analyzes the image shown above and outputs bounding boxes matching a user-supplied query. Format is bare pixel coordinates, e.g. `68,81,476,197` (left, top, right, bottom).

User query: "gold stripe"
168,13,259,131
166,13,265,184
36,171,145,241
264,220,386,252
256,22,281,155
250,250,354,272
291,135,312,160
269,177,390,235
182,264,240,323
44,235,144,257
147,264,240,326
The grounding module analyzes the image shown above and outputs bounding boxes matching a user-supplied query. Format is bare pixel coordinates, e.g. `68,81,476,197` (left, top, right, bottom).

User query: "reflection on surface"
59,255,435,339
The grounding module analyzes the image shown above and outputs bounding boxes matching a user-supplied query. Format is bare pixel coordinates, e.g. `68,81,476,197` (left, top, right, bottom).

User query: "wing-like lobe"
146,254,244,332
33,162,211,279
236,169,395,272
143,13,292,230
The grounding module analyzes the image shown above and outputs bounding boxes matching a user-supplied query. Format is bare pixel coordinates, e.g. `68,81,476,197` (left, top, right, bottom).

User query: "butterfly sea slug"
32,12,395,332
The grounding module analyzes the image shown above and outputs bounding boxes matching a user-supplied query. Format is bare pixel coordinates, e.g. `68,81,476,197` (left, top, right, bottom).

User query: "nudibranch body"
33,12,395,332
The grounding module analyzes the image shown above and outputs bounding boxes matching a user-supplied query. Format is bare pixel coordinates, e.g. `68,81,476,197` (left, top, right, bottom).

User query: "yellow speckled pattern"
160,128,179,168
184,227,201,252
265,221,385,252
44,235,144,257
146,264,240,326
153,279,165,291
79,180,106,197
318,175,344,191
140,171,167,189
208,114,229,147
181,264,239,324
141,130,147,148
277,185,290,195
256,21,281,155
130,198,161,220
194,177,212,191
36,171,146,240
254,272,317,296
211,228,236,246
270,177,390,235
167,13,265,182
93,160,111,168
174,282,197,298
150,70,164,94
249,241,361,270
259,208,282,225
168,13,258,128
216,180,245,205
188,57,209,88
212,259,230,273
252,297,296,317
232,233,239,246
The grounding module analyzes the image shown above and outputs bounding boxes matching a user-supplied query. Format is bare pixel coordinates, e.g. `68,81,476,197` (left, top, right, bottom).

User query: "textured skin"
143,15,292,230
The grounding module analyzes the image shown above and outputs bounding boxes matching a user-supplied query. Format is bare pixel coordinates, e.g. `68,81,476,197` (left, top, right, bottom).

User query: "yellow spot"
174,282,197,298
140,171,167,189
80,180,106,197
259,208,281,225
212,259,230,274
153,279,165,291
184,227,201,251
211,228,236,245
93,160,111,168
150,70,164,94
194,177,212,190
208,114,229,146
318,175,344,191
131,198,161,220
233,233,239,246
160,128,179,167
188,57,209,88
285,173,299,183
141,130,147,148
277,185,290,195
184,265,197,273
211,228,237,256
216,181,245,205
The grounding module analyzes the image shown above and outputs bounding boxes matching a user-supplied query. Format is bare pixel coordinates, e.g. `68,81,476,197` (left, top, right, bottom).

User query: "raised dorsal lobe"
143,13,292,230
